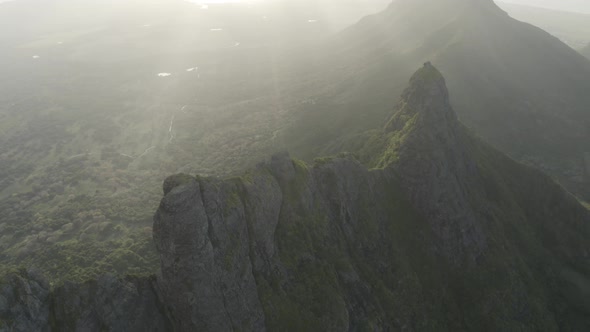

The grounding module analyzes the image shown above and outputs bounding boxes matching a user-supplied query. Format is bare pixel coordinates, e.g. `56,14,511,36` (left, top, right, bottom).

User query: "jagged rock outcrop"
154,175,267,331
384,63,487,262
2,64,590,331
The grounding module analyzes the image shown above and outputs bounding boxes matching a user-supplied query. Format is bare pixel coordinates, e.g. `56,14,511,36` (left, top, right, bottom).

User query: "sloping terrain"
4,64,589,331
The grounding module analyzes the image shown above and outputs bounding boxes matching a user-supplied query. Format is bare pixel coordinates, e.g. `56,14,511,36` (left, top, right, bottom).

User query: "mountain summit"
384,62,456,134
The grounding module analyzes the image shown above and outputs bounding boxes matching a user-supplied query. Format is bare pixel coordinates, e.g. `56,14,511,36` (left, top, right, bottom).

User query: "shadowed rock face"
2,64,590,331
0,270,171,332
51,275,171,332
0,270,50,332
154,151,431,330
153,176,267,331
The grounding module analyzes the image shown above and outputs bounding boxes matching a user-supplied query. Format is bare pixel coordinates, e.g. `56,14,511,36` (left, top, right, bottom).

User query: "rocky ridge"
298,0,590,201
2,64,590,331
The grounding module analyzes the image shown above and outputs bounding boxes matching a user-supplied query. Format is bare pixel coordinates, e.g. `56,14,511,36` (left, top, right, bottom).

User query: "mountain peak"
378,64,486,261
409,61,444,83
393,0,500,10
404,61,448,104
385,62,456,133
386,0,504,19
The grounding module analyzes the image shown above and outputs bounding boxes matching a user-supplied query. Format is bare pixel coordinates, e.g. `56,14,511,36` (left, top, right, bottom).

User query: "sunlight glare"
184,0,266,4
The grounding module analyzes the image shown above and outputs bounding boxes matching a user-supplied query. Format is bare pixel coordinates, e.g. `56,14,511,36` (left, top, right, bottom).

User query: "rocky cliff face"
152,64,590,331
2,64,590,331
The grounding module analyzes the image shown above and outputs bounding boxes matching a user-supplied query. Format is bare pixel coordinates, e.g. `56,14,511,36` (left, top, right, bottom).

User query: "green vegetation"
0,225,157,285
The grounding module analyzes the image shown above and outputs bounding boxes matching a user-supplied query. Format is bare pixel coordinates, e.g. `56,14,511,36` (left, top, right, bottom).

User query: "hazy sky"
1,0,590,14
499,0,590,13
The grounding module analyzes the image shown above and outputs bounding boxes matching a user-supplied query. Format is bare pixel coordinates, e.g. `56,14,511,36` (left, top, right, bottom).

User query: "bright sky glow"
184,0,264,4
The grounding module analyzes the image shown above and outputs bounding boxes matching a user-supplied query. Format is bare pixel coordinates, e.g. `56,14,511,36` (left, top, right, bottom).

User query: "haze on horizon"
2,0,589,13
498,0,590,13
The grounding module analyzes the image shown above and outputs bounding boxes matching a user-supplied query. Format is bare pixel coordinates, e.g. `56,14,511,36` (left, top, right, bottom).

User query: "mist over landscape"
500,0,590,14
0,0,590,331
